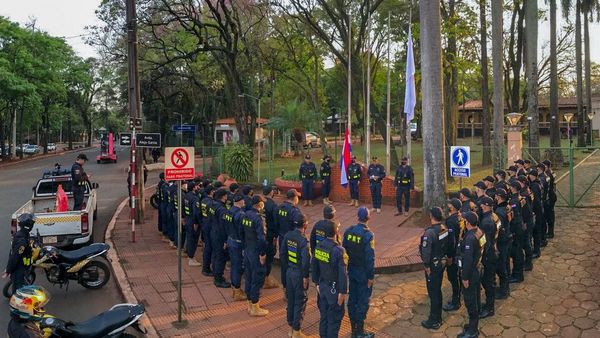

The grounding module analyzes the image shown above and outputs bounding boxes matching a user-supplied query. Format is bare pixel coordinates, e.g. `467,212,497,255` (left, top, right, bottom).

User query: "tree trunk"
18,104,24,159
11,104,17,158
443,0,459,182
509,3,524,116
525,0,540,160
419,0,447,211
576,0,585,147
492,0,505,171
548,0,563,163
480,0,492,166
584,10,592,146
42,101,49,155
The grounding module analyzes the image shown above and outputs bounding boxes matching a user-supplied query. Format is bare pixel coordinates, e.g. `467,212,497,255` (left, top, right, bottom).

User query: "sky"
0,0,599,63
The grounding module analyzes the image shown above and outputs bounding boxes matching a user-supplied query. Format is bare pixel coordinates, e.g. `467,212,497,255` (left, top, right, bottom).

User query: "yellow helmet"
9,285,50,321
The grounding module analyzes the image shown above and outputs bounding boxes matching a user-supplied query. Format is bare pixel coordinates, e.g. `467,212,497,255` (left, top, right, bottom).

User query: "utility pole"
126,0,143,224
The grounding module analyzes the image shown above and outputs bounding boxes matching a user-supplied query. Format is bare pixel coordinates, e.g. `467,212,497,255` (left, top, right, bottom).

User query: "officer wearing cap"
167,181,179,248
347,156,363,207
506,165,518,178
277,189,301,291
478,196,499,319
3,213,36,294
242,195,269,316
483,176,497,200
395,156,414,216
200,186,215,276
443,198,463,312
343,207,376,338
536,163,549,247
311,218,347,338
71,153,90,210
184,182,202,267
508,179,525,283
281,212,311,338
518,177,534,271
320,155,333,204
367,156,386,214
241,185,254,211
310,206,339,255
459,188,478,214
457,211,482,338
493,188,512,299
419,207,449,330
494,170,509,192
514,159,526,176
226,194,247,301
211,189,232,288
528,169,544,258
523,159,532,171
263,185,280,289
157,173,166,234
160,176,171,242
473,181,487,219
299,155,317,207
542,159,557,238
227,183,240,209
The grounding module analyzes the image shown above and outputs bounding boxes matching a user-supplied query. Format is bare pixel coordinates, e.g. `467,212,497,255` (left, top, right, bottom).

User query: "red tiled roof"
459,97,581,111
215,117,268,125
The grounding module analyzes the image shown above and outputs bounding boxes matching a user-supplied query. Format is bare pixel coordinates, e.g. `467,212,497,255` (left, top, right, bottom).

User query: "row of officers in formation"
419,158,557,338
156,173,376,338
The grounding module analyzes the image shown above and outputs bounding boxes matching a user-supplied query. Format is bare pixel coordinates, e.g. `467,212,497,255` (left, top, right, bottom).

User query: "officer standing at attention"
71,153,90,211
367,156,386,213
508,180,525,284
159,175,170,242
528,169,544,258
536,163,549,247
457,211,483,338
493,189,512,300
518,177,534,271
320,155,333,204
211,189,232,288
542,160,557,239
226,194,247,301
311,221,348,338
200,186,215,276
459,188,477,214
226,183,240,209
347,156,363,207
242,185,254,211
3,213,36,294
242,195,269,317
299,155,317,206
483,176,497,200
478,196,499,319
167,181,179,248
263,186,280,289
310,206,338,255
157,172,166,234
443,198,463,312
185,182,202,267
281,212,311,338
277,189,301,292
394,157,414,216
419,207,449,330
343,207,376,338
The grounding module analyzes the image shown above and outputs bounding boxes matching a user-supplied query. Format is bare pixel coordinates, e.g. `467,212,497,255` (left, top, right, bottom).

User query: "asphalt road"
0,146,154,331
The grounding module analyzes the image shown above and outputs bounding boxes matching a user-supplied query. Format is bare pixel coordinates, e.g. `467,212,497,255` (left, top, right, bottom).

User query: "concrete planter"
275,177,323,198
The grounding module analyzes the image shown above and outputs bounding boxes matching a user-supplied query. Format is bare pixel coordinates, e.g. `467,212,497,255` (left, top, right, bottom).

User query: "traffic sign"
120,133,132,146
136,133,161,148
171,124,196,133
165,147,195,180
450,146,470,178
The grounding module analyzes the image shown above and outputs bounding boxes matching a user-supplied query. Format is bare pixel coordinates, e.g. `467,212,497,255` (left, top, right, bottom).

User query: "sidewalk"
108,196,425,337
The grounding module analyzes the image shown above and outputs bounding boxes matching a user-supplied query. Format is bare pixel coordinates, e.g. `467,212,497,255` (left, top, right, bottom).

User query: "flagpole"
404,3,415,165
406,5,413,164
366,7,371,163
386,11,391,174
347,12,352,138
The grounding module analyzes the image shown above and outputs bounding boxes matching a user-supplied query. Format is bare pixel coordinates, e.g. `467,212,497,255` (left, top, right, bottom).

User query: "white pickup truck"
11,174,99,247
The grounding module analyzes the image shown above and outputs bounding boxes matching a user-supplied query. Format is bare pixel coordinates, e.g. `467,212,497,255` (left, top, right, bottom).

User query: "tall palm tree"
492,0,504,171
582,0,600,144
419,0,447,210
547,0,562,162
526,0,540,160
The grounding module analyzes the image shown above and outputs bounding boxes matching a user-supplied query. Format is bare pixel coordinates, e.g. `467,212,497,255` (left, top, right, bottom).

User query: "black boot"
479,303,495,319
213,276,231,288
421,318,441,330
443,300,461,311
509,275,524,283
457,328,479,338
356,322,375,338
202,268,213,277
495,281,510,300
523,261,533,271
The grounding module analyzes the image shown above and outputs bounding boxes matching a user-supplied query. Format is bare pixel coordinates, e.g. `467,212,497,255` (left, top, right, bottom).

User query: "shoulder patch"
343,251,349,266
18,246,25,255
370,238,375,249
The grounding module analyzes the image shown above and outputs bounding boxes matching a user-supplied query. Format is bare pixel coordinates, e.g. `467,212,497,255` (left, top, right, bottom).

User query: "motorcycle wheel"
78,260,111,289
150,193,159,209
3,270,36,298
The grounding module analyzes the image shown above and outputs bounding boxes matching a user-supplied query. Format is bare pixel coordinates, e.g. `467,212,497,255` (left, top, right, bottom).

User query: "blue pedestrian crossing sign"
450,146,470,178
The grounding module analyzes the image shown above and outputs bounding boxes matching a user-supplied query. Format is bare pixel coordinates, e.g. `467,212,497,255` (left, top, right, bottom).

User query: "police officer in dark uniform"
311,220,348,338
536,163,549,247
226,194,247,301
263,186,280,289
514,159,526,176
478,196,498,319
241,185,254,211
542,160,557,238
199,186,215,276
506,165,518,179
494,189,512,299
494,170,509,192
459,188,478,214
4,214,36,295
367,156,386,213
528,169,544,258
227,183,240,209
159,176,171,242
518,176,534,270
277,189,301,291
242,195,269,316
343,207,376,338
443,198,463,312
211,189,231,288
473,181,488,219
185,182,202,267
281,212,311,337
320,155,333,204
457,211,482,338
419,207,449,330
157,173,166,233
347,156,362,207
164,181,177,247
71,153,89,211
394,157,414,216
483,176,496,200
310,206,338,255
508,179,525,283
299,155,317,207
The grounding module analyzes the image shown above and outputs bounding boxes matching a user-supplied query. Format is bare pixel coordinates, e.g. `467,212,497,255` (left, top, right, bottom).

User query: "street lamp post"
564,112,574,148
239,93,261,184
563,112,575,207
588,110,595,146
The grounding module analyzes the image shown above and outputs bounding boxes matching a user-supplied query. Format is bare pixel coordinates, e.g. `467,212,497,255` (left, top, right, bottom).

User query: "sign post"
164,147,194,323
450,146,471,180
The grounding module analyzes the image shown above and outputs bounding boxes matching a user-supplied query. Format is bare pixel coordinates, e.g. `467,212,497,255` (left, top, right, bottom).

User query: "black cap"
496,188,508,199
323,205,336,219
305,154,311,160
509,179,521,190
204,186,215,195
371,156,378,160
542,159,551,167
474,181,487,190
536,163,546,170
517,175,528,184
483,176,496,184
447,198,462,211
251,195,266,205
479,196,494,207
229,183,240,193
462,211,479,226
495,170,507,179
514,159,525,165
202,179,211,188
187,182,196,190
430,207,444,221
159,172,165,179
214,189,228,200
528,169,538,177
242,185,253,196
507,165,518,172
523,159,531,164
262,185,273,195
214,181,224,188
77,153,89,161
286,189,301,199
401,156,408,161
292,212,307,228
323,155,331,160
233,194,244,202
459,188,472,199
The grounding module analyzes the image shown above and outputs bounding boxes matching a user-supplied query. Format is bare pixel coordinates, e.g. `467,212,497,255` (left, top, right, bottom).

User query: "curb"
104,197,160,337
0,146,97,168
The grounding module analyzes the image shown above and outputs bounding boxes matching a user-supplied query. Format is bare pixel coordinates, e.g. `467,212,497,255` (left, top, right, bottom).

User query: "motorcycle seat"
66,306,134,338
57,243,110,263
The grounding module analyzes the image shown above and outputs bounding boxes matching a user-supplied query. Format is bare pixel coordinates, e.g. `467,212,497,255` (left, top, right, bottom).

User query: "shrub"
223,144,253,182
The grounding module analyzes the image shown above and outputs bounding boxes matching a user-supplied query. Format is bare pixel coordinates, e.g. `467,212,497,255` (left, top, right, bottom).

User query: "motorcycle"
39,303,146,338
